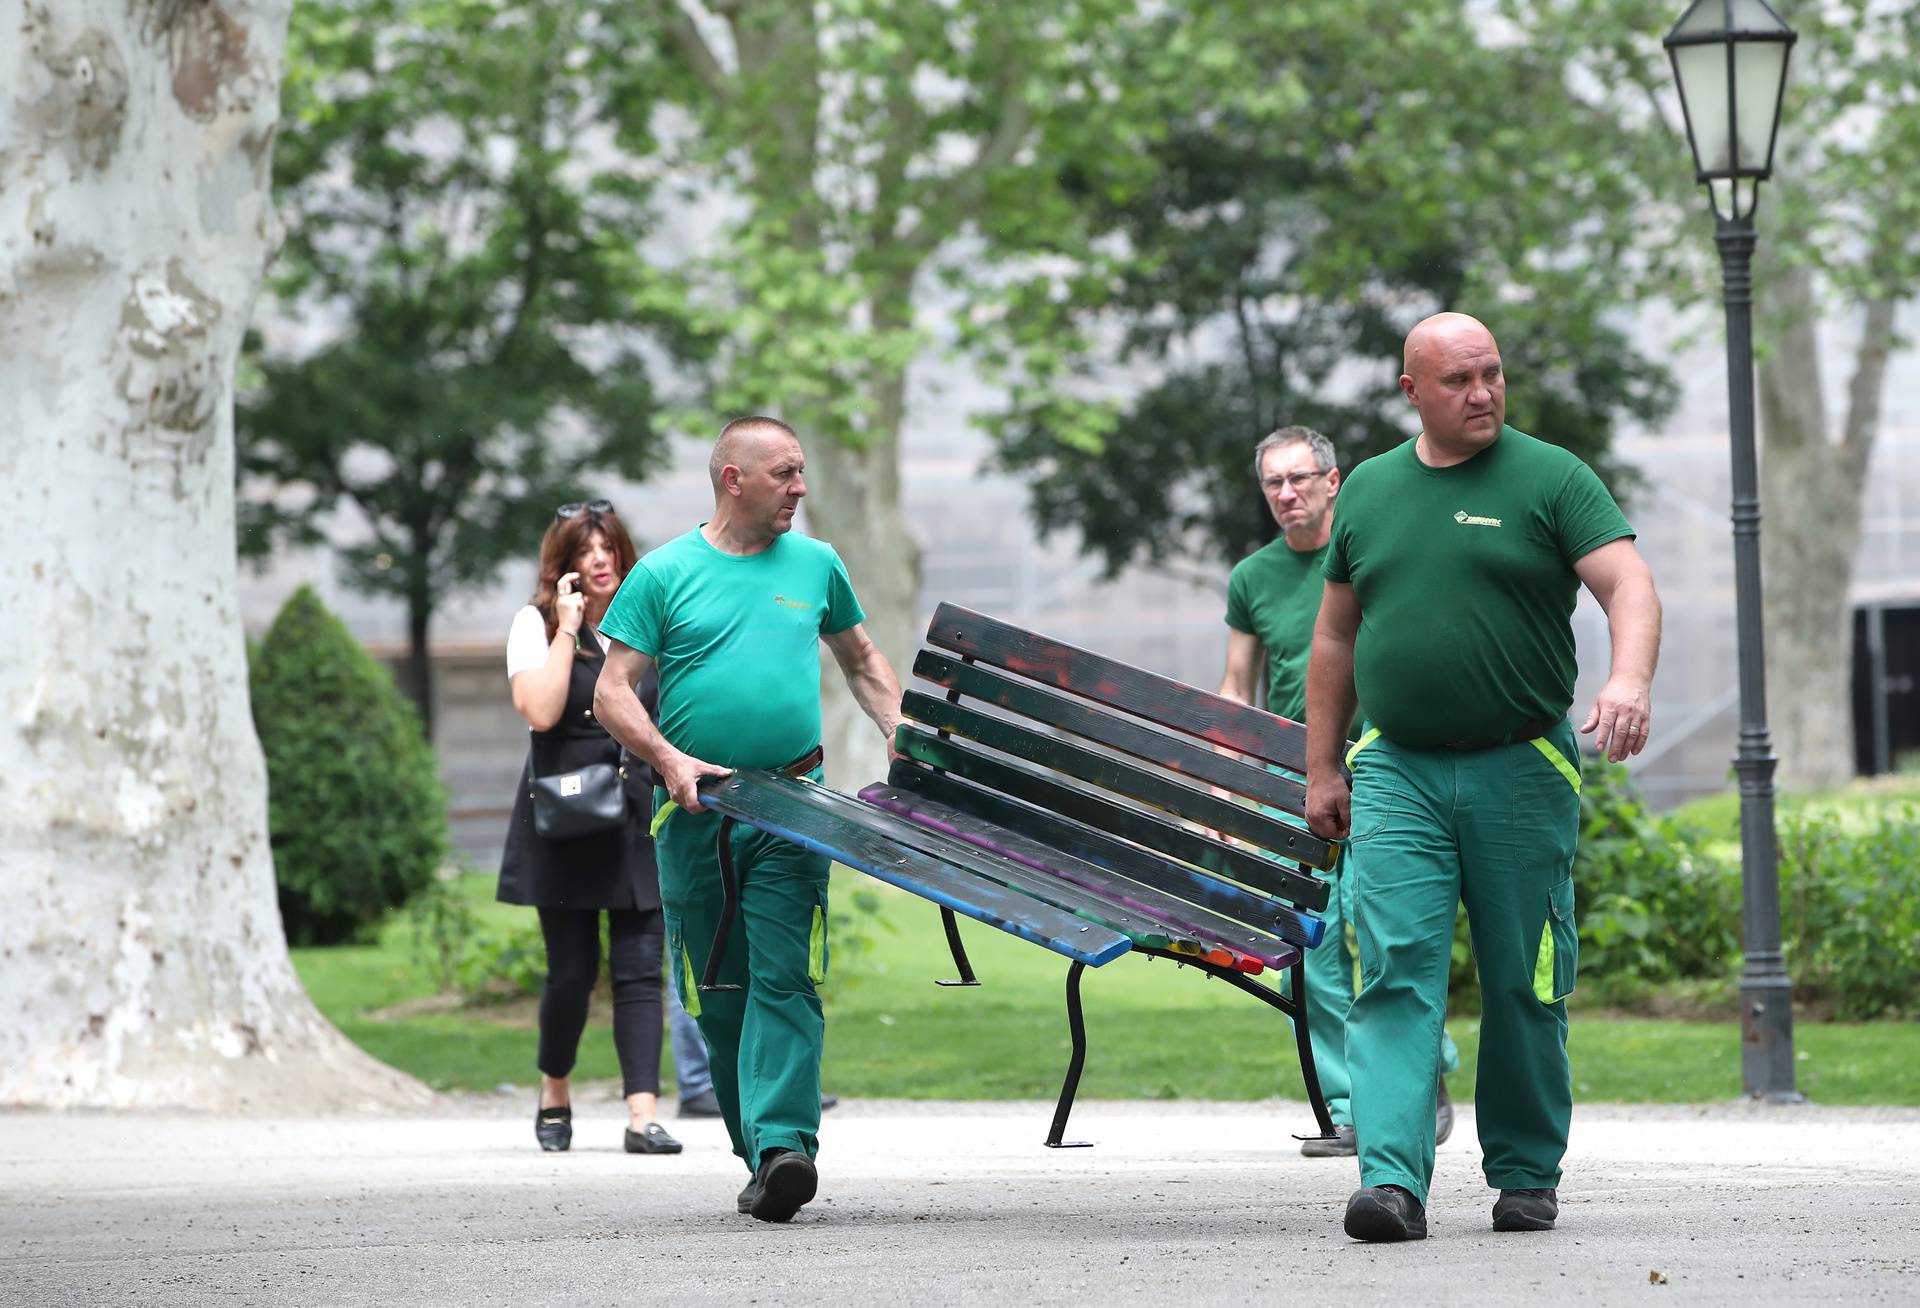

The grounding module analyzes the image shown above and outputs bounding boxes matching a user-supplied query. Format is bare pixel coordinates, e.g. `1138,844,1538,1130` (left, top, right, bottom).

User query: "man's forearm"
1606,575,1662,685
592,672,678,774
1304,637,1358,775
843,649,904,742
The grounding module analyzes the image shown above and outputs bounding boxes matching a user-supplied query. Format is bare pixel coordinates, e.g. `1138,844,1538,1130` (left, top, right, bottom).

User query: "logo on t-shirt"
1453,509,1503,528
774,594,812,610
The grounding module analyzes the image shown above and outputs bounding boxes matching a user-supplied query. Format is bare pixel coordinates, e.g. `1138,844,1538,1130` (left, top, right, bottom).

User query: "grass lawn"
292,872,1920,1105
1667,773,1920,836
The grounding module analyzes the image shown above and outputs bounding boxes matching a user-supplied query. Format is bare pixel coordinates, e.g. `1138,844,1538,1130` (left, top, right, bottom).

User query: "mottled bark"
0,0,427,1108
1754,258,1886,791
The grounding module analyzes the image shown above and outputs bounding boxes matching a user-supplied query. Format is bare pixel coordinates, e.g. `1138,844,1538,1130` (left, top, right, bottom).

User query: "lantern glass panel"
1675,41,1732,172
1734,41,1788,171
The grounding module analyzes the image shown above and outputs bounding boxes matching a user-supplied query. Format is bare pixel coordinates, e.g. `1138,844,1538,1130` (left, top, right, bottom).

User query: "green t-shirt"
599,527,866,769
1323,426,1632,748
1225,537,1329,722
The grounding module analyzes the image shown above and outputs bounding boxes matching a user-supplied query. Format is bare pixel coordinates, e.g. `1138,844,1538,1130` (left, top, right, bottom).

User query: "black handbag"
531,761,627,840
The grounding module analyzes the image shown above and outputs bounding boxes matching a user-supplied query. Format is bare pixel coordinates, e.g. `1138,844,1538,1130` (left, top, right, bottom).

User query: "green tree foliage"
1508,0,1920,787
992,0,1679,574
252,587,451,946
238,0,693,735
631,0,1178,782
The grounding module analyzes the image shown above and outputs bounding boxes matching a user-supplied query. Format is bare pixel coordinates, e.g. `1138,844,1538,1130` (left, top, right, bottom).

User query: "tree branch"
654,1,732,100
1840,295,1897,488
901,54,1033,259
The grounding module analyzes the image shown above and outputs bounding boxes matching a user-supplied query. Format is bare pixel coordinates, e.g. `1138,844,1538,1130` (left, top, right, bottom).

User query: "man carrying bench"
594,416,903,1224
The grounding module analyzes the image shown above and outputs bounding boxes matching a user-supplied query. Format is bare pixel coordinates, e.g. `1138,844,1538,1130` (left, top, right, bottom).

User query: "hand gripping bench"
693,603,1339,1148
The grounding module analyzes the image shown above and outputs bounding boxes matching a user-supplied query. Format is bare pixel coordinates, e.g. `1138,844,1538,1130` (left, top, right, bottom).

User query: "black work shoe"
736,1174,761,1215
1492,1188,1558,1232
535,1104,572,1152
624,1122,683,1155
1344,1184,1428,1242
820,1092,840,1112
1301,1124,1357,1158
677,1089,722,1118
1435,1076,1455,1147
749,1149,818,1223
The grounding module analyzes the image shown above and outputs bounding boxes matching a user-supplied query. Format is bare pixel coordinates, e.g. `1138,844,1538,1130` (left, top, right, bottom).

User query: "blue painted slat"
695,771,1132,968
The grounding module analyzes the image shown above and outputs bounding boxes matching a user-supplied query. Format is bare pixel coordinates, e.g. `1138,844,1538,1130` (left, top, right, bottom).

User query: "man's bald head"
709,416,800,496
1399,312,1506,460
1403,312,1498,378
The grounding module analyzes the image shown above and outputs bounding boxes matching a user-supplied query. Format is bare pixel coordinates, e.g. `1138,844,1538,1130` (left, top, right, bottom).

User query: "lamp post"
1664,0,1802,1102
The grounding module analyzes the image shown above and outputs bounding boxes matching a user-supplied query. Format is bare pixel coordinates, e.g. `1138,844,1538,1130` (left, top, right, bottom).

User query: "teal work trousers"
656,784,831,1173
1282,854,1458,1128
1342,722,1582,1205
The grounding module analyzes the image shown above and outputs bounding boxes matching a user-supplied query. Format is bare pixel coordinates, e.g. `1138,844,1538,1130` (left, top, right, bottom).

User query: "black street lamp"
1663,0,1802,1102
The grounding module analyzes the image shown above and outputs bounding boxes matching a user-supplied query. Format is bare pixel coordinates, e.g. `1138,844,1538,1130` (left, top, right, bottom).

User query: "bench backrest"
887,603,1333,921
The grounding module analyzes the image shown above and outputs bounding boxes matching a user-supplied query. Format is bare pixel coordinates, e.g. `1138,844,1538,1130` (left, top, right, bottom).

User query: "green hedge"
251,586,450,945
1445,759,1919,1021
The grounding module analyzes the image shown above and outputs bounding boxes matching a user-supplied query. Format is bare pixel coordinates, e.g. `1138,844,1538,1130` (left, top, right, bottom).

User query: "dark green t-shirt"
1323,427,1632,747
599,527,865,769
1225,538,1329,722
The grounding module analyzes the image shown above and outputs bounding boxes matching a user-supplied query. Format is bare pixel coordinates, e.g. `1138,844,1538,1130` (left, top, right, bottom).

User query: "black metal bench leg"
699,815,745,994
934,906,982,987
1289,956,1336,1140
1044,961,1093,1148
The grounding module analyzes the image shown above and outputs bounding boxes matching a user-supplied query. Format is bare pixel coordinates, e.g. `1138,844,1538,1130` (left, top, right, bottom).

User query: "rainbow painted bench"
696,603,1338,1148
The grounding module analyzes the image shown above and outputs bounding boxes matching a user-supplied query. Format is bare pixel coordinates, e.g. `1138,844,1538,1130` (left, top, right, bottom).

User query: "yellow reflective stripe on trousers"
1533,923,1557,1003
649,800,680,838
808,905,827,984
1529,737,1582,794
679,941,701,1018
1344,728,1382,769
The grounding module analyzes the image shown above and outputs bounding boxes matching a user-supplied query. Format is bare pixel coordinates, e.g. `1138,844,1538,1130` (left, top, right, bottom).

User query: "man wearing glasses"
593,416,903,1225
1218,428,1459,1162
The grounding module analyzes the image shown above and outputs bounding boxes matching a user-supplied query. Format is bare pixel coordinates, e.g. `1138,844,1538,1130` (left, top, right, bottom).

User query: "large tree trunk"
1754,257,1885,791
0,0,427,1109
804,368,922,791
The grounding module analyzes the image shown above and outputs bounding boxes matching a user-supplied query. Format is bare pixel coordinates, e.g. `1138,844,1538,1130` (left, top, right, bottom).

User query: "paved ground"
4,1094,1917,1306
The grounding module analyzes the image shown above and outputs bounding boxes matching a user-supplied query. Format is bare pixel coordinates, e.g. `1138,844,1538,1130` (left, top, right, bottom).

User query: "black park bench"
693,603,1339,1148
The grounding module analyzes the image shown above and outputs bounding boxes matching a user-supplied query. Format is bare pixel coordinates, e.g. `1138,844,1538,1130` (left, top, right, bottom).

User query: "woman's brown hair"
529,505,640,649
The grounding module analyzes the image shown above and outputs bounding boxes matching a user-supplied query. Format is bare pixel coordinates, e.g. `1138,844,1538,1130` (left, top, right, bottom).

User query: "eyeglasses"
556,499,614,519
1261,470,1331,492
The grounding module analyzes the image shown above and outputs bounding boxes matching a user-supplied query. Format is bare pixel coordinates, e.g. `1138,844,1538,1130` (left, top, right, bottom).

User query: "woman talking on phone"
497,500,680,1155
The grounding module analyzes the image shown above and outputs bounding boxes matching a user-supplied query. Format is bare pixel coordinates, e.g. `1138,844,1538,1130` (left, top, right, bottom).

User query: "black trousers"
536,906,665,1097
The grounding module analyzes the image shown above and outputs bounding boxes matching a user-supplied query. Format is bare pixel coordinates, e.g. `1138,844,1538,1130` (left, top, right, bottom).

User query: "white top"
505,604,607,679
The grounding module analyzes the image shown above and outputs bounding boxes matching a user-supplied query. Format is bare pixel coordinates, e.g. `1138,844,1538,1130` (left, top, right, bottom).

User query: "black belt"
1440,718,1556,753
778,744,825,776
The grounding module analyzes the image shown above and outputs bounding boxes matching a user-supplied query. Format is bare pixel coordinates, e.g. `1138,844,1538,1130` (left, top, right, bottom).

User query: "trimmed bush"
251,586,450,945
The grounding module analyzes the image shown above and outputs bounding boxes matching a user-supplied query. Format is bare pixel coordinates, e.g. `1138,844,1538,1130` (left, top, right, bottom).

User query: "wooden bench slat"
903,691,1321,858
886,762,1328,949
925,603,1306,772
860,783,1300,971
696,771,1131,967
912,651,1308,813
895,726,1333,909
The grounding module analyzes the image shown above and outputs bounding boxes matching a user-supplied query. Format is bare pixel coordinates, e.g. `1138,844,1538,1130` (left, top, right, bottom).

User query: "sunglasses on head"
555,499,614,519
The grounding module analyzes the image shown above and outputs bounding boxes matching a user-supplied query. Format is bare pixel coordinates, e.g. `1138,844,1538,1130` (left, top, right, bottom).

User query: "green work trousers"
656,784,831,1173
1281,854,1458,1129
1342,721,1582,1205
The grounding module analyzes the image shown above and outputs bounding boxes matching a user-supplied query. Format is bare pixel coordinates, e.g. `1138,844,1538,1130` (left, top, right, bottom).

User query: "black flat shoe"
749,1149,817,1223
1344,1184,1427,1242
535,1104,572,1152
736,1173,761,1214
624,1122,683,1155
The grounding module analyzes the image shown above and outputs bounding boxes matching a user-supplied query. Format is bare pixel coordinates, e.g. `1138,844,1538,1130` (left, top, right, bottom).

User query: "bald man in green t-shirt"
594,416,903,1225
1305,314,1662,1243
1220,426,1458,1160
